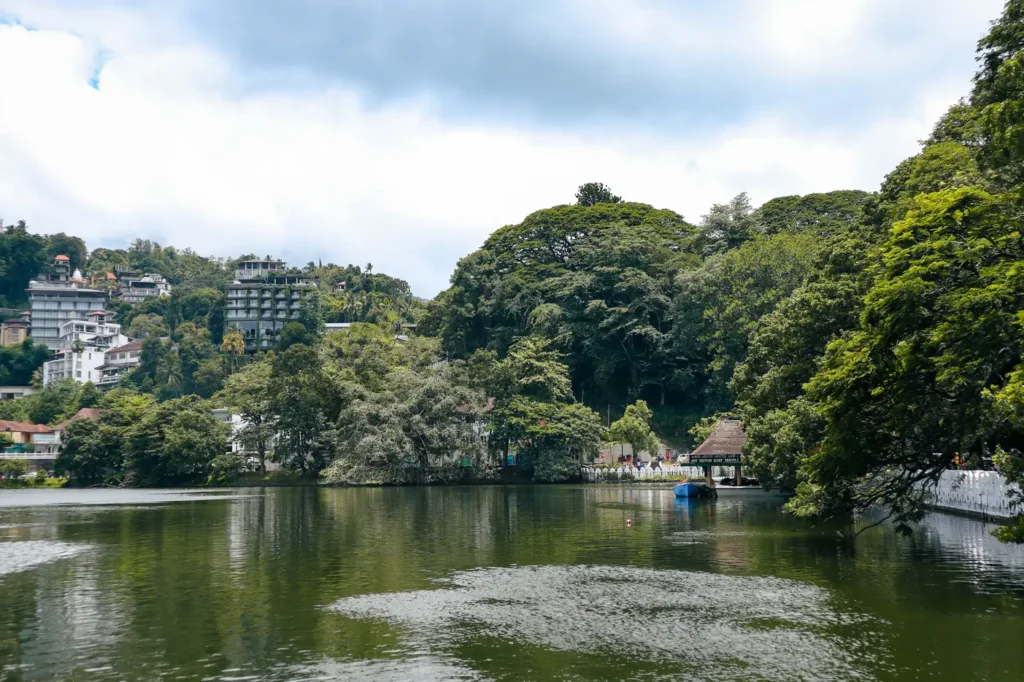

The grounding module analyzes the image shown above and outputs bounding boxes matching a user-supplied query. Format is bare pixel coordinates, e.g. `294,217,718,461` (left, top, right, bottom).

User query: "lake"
1,485,1022,681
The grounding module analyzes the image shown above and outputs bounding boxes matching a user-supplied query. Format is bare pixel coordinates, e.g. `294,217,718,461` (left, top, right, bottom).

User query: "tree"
324,364,490,485
123,395,227,486
128,313,169,340
220,329,245,373
45,233,87,272
156,349,183,398
608,400,660,460
193,358,224,398
575,182,622,207
271,344,331,473
0,339,52,386
791,187,1024,530
55,419,120,486
276,321,313,352
753,191,870,238
0,458,28,479
0,221,47,304
694,193,756,256
673,230,821,411
218,361,275,474
488,337,603,481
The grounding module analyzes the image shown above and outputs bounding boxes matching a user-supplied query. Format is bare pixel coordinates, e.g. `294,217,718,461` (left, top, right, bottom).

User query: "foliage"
673,230,821,409
608,400,660,458
487,337,603,482
0,221,46,305
277,321,315,351
792,187,1024,529
323,364,490,485
128,313,169,340
693,192,757,256
753,190,871,238
0,458,28,478
0,378,94,425
55,418,123,486
217,361,275,473
0,339,51,386
207,453,245,485
575,182,622,207
123,395,228,486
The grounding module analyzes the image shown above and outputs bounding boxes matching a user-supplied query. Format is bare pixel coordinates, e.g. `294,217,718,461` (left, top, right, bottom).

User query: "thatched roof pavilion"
687,419,747,484
690,419,745,459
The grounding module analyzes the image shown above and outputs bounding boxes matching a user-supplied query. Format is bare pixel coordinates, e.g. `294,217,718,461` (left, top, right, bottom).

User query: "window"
76,371,81,377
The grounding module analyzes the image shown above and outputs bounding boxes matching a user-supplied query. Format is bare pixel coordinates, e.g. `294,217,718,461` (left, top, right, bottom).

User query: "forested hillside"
4,0,1024,542
423,1,1024,537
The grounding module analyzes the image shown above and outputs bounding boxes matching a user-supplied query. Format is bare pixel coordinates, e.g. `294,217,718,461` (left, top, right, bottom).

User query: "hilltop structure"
225,259,316,352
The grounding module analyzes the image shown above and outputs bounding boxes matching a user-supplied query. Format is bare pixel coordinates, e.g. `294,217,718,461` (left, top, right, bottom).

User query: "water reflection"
0,486,1021,681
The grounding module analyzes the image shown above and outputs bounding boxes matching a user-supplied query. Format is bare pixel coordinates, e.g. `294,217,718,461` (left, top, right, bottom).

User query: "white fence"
925,470,1019,519
581,465,735,482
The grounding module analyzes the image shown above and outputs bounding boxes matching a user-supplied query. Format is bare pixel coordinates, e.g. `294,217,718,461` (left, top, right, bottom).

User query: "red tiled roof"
54,255,70,262
53,408,103,431
0,420,53,434
107,339,144,354
86,311,106,316
106,272,117,280
691,419,746,456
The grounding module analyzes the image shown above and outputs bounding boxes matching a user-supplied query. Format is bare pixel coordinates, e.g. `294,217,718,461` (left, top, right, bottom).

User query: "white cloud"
0,1,1002,295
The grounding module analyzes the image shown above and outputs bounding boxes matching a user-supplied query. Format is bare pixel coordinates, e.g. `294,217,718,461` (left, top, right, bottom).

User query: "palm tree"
157,351,183,393
220,329,245,374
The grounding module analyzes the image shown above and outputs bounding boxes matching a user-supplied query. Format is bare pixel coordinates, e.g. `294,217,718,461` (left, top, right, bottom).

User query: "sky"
0,0,1007,296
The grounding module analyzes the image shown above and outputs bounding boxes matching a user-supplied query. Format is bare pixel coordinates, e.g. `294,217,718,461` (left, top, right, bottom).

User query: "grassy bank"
0,477,68,489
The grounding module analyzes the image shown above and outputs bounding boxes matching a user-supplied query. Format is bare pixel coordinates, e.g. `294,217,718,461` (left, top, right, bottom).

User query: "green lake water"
0,486,1022,681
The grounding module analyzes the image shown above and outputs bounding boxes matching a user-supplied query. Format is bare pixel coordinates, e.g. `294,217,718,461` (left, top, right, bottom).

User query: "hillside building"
1,318,28,346
27,256,108,350
116,271,171,304
226,260,316,352
95,339,144,388
42,314,130,386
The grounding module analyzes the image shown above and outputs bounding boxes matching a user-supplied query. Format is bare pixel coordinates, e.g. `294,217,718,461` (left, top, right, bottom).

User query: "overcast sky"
0,0,1006,296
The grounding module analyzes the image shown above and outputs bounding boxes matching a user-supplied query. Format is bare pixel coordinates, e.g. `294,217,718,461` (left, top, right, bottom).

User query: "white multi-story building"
95,340,144,388
28,256,108,350
42,314,131,386
42,345,108,385
56,313,128,350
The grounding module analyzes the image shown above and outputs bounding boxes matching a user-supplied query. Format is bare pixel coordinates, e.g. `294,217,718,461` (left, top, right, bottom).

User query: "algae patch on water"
328,564,881,682
0,540,89,577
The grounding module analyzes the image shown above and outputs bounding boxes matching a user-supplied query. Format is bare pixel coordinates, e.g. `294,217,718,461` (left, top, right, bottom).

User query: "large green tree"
791,187,1024,528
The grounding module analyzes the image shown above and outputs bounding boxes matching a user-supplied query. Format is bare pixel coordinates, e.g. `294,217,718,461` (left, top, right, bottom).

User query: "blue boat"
674,482,703,498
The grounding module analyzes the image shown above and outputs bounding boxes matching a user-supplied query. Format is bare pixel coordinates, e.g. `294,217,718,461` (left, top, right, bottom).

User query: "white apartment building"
56,313,128,350
42,315,131,386
95,340,144,388
43,346,108,385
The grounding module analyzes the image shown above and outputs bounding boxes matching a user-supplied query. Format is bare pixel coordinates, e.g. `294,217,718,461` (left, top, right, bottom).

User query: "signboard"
687,453,742,466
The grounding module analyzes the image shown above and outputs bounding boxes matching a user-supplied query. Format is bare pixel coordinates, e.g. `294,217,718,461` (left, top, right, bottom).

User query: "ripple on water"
329,565,882,682
275,655,485,681
0,540,89,576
